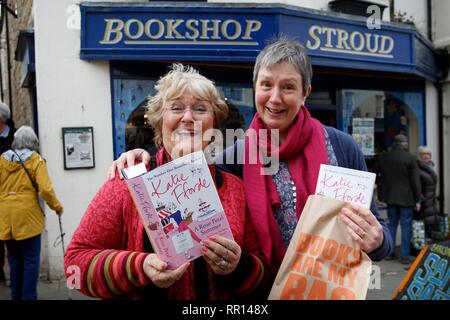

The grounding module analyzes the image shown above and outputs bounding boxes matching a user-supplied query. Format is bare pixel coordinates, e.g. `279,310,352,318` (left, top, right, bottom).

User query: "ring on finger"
216,259,228,269
222,248,228,258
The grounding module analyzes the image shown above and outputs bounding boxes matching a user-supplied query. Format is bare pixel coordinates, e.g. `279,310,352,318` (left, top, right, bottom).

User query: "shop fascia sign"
305,25,394,59
97,17,394,58
81,5,436,79
99,17,263,46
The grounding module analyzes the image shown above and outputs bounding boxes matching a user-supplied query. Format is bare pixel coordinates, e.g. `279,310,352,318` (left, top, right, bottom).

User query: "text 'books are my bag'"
269,165,375,300
122,151,233,269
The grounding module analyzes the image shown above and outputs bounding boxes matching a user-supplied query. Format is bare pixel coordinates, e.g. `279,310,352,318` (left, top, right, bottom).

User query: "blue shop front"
80,2,438,171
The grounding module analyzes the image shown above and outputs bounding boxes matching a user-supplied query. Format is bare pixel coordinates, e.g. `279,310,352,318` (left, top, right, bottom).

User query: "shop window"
222,87,243,102
308,91,337,128
222,100,246,131
340,89,423,172
126,101,155,153
216,84,254,149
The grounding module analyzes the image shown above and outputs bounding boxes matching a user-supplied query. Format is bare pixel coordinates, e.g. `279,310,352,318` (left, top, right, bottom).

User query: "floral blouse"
272,128,338,246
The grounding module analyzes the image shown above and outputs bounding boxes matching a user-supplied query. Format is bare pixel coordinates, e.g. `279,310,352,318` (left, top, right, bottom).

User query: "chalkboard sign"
393,241,449,300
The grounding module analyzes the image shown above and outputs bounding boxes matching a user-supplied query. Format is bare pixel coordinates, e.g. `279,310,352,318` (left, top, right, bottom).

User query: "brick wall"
1,0,34,128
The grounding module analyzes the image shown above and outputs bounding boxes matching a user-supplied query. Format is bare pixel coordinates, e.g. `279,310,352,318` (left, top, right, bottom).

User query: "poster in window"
62,127,95,169
352,118,374,156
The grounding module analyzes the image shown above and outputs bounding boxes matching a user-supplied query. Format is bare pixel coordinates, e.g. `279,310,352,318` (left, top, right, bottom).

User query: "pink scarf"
243,106,328,272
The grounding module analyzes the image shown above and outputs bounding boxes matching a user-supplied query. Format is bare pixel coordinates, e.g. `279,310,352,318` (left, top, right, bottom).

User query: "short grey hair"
253,36,313,94
418,145,432,155
11,126,40,152
0,101,11,122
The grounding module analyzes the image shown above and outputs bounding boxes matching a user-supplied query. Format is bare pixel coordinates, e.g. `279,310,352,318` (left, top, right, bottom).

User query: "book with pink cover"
121,151,234,269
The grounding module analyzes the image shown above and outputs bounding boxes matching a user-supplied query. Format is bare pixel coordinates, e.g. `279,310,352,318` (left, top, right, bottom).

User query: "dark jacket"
0,119,15,155
377,144,421,207
416,161,439,225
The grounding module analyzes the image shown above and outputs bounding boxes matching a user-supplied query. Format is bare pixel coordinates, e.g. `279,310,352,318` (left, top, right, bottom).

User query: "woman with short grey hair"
0,125,63,300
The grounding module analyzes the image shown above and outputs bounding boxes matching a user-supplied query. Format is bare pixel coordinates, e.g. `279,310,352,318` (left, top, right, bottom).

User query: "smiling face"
255,62,311,143
162,92,214,159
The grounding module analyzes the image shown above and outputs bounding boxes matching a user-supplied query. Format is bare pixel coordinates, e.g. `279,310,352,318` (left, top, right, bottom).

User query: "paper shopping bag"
269,195,372,300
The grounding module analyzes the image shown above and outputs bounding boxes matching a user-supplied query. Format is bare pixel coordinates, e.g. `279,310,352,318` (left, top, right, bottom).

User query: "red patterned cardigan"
64,164,271,300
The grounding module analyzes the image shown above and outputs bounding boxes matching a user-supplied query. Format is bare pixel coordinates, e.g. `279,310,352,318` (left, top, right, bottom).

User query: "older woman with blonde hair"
65,64,271,300
0,126,63,300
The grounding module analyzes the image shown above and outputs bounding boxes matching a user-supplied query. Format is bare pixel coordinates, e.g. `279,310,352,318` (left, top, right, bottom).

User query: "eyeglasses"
164,103,212,117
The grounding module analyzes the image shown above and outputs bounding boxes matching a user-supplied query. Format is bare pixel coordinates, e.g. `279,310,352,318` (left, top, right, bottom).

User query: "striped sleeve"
86,250,151,299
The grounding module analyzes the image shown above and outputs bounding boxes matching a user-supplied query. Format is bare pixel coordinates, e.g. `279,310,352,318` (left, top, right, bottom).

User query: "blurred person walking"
0,126,63,300
416,146,439,240
378,134,421,264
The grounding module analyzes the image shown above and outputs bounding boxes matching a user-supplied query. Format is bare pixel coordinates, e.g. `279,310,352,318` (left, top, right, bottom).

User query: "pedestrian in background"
378,134,421,264
416,146,439,240
0,126,63,300
0,101,16,287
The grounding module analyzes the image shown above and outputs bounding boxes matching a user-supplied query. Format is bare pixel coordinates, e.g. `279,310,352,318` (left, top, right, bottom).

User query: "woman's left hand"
339,204,384,254
201,235,241,275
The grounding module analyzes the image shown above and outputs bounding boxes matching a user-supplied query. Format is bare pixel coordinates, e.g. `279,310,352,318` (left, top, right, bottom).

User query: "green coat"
377,146,421,207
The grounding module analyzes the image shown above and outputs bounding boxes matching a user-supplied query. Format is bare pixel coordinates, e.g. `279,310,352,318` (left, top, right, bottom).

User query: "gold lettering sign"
99,18,262,45
306,25,394,58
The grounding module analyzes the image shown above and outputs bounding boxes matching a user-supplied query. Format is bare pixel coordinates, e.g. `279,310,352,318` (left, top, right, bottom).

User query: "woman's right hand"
106,148,151,180
143,254,190,288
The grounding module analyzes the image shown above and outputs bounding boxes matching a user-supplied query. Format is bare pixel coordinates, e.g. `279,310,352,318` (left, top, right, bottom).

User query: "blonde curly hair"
146,64,228,148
